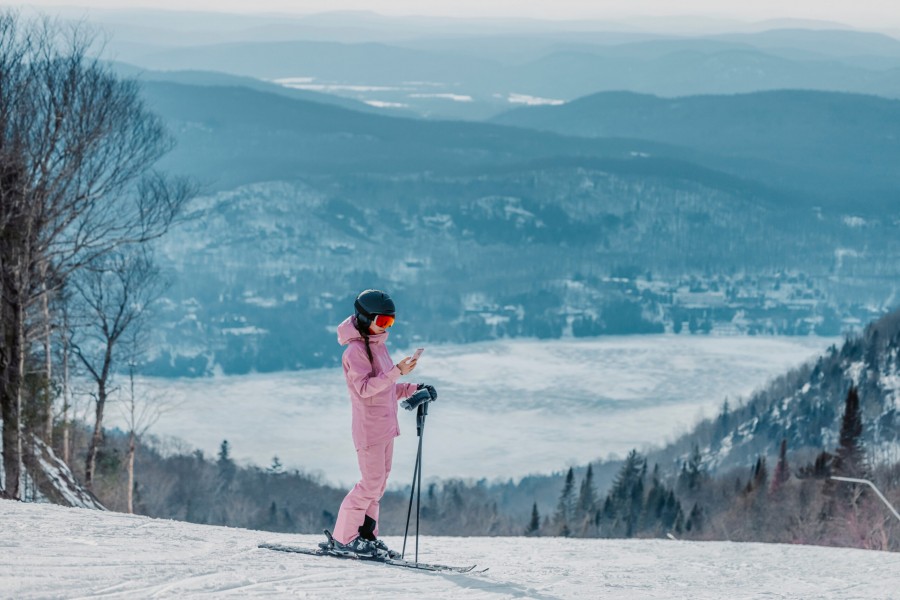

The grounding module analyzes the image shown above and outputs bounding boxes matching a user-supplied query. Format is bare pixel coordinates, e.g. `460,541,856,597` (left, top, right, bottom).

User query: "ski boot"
358,516,400,559
321,530,379,557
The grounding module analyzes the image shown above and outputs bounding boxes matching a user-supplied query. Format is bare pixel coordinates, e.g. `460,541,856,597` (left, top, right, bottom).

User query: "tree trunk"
15,296,26,497
61,316,70,465
84,379,107,491
41,268,53,444
127,430,135,514
0,286,25,499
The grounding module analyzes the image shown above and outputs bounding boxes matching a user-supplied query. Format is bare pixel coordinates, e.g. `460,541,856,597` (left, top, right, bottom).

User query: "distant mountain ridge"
492,89,900,208
137,79,710,190
109,26,900,120
107,61,396,115
140,79,900,208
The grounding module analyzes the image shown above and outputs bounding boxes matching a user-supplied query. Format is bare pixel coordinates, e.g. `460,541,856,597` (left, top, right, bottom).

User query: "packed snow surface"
3,501,898,599
105,335,835,486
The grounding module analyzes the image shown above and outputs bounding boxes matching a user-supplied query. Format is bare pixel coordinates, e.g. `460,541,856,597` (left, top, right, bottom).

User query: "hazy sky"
9,1,900,30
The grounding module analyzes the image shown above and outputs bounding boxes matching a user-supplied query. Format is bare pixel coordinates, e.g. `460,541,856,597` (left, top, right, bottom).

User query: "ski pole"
402,400,428,561
415,401,427,562
401,432,420,559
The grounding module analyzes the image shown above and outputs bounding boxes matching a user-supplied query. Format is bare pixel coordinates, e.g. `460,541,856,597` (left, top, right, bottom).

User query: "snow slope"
3,501,899,599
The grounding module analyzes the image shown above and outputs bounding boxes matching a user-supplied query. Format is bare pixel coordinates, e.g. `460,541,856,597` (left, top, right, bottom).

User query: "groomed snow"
3,501,898,599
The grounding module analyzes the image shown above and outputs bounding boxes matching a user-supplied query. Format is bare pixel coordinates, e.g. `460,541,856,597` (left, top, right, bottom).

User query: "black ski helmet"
354,289,395,327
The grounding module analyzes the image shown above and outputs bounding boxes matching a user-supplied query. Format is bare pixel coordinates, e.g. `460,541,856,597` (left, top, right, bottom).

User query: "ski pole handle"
401,388,432,411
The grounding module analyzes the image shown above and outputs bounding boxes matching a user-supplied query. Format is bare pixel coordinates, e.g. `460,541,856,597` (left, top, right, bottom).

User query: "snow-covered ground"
104,335,836,487
4,500,899,599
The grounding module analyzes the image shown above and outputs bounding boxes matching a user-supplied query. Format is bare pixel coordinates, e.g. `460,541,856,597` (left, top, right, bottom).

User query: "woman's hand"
397,356,418,375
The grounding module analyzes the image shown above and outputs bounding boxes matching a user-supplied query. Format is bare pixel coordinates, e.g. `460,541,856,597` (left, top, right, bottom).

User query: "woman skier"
325,289,437,558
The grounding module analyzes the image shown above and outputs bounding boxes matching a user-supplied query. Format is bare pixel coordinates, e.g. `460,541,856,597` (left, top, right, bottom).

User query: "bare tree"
120,365,166,514
0,12,192,498
57,292,73,464
70,248,167,490
119,300,170,514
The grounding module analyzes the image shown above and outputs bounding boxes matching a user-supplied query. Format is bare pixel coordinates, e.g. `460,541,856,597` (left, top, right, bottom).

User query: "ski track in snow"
3,502,899,600
104,336,837,486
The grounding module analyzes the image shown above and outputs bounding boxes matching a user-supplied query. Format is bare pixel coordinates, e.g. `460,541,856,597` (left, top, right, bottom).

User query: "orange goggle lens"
374,314,395,328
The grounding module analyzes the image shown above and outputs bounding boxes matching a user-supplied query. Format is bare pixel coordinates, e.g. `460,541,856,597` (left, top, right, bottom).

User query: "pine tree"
217,439,236,488
629,461,646,537
685,503,704,533
661,490,682,531
643,463,676,532
752,456,768,490
833,386,866,479
715,399,731,440
799,450,833,479
605,449,646,537
678,444,707,493
555,467,575,536
644,472,660,522
577,463,597,520
526,502,541,537
770,439,790,494
673,506,685,534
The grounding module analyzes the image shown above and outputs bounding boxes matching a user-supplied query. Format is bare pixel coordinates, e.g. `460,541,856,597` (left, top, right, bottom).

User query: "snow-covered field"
3,500,899,599
105,336,836,487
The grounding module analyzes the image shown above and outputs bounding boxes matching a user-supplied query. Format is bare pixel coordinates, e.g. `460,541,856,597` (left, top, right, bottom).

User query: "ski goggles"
373,314,395,328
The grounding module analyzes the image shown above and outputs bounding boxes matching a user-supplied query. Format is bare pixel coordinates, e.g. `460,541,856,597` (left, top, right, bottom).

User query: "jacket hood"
337,315,389,346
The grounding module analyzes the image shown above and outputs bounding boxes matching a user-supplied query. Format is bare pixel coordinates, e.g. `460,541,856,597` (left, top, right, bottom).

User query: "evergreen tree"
605,450,646,537
678,444,707,493
526,502,541,537
799,450,833,479
833,386,866,479
673,506,685,534
217,440,236,487
577,463,597,520
685,503,704,533
715,399,731,440
661,491,682,531
752,456,768,490
554,467,576,536
629,460,646,537
770,439,790,494
642,463,681,532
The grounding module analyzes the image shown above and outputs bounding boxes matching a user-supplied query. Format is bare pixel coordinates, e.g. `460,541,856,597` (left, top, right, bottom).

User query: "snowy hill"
673,310,900,474
0,434,104,510
4,501,899,599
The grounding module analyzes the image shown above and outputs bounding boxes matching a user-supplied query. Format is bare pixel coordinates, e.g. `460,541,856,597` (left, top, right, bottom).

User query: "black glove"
416,383,438,401
401,388,433,411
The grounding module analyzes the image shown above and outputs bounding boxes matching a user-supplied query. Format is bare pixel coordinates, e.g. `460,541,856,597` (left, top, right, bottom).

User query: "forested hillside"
111,81,900,375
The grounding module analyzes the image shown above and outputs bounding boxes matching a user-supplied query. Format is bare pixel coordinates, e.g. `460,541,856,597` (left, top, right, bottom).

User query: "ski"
258,542,484,574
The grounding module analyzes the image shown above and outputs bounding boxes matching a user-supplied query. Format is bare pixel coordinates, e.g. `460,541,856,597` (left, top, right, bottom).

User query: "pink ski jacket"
337,315,418,450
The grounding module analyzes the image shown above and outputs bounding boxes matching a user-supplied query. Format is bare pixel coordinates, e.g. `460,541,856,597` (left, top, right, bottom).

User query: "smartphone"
412,348,425,361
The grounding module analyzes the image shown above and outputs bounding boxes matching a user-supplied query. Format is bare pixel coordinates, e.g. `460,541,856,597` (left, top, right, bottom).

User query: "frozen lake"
106,335,837,487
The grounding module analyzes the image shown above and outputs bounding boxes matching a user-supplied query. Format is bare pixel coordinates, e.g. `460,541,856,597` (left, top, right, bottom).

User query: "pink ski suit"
332,315,418,544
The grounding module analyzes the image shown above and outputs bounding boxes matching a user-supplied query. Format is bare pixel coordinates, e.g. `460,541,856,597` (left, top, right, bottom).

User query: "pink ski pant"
332,438,394,544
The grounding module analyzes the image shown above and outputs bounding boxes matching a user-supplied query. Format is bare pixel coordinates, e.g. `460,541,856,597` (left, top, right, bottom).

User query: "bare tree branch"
0,11,193,498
